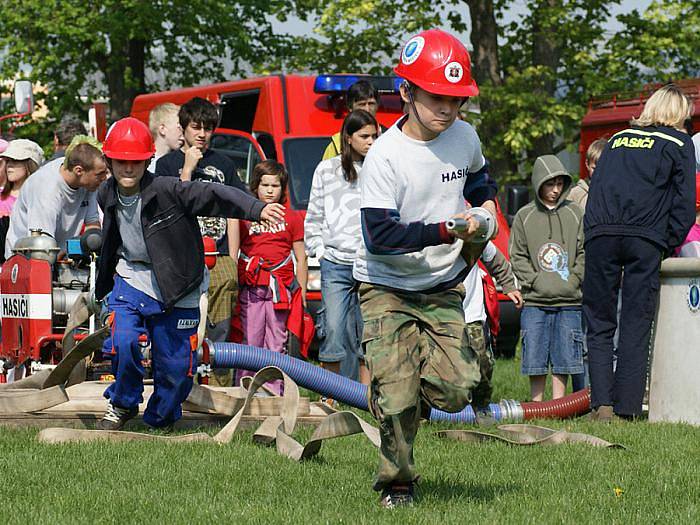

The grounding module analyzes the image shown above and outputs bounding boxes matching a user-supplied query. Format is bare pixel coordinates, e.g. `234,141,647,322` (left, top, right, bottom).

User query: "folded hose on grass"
204,342,591,423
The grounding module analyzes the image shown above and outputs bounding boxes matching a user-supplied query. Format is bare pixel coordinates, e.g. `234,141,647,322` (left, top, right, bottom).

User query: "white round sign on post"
688,279,700,312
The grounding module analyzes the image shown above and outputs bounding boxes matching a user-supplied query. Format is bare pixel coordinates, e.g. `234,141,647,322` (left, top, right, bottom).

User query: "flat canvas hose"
205,342,591,422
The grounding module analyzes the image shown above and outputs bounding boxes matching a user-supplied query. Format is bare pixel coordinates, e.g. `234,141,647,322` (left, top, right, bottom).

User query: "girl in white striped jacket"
305,110,378,383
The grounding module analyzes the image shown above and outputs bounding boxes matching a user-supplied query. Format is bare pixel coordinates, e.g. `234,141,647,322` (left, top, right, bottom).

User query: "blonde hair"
631,84,693,129
148,103,180,136
586,138,607,165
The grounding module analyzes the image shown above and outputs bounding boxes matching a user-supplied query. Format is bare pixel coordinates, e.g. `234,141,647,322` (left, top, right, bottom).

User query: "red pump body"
0,255,54,365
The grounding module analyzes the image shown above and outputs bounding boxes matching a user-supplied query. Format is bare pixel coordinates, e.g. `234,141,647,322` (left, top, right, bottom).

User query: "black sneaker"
380,483,416,508
97,402,138,431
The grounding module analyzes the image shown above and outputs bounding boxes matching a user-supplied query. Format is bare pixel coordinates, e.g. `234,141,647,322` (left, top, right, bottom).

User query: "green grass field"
1,356,699,524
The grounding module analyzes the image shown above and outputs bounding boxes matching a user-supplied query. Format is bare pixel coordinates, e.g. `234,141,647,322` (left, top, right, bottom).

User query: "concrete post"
649,258,700,426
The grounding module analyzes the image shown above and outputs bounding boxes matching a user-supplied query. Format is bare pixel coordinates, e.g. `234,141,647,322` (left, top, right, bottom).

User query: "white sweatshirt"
304,156,362,265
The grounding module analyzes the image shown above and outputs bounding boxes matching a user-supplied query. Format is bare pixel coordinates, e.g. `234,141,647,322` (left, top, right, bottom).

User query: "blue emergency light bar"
313,75,403,95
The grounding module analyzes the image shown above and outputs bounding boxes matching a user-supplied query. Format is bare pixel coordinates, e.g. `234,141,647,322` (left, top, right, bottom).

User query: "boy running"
95,118,283,431
353,29,498,507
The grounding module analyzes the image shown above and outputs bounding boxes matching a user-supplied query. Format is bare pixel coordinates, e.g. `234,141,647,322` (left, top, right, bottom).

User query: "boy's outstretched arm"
361,208,454,255
170,178,279,222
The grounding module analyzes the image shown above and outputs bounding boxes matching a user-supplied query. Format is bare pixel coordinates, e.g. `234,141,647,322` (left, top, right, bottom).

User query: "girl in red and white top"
230,160,307,393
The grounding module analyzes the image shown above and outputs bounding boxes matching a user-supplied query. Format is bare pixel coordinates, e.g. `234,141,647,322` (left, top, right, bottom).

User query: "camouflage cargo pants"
360,283,480,491
466,320,494,408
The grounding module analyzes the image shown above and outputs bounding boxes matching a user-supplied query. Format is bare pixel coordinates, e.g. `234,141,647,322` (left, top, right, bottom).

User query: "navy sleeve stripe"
361,208,447,255
464,161,498,206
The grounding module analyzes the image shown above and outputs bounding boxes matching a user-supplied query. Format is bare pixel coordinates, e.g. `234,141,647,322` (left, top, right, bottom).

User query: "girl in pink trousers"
230,161,307,394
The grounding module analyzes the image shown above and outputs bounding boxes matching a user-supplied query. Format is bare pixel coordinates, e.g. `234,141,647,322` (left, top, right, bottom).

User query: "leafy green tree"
0,0,292,120
265,0,443,74
275,0,698,183
273,1,623,182
473,0,623,180
2,0,697,174
603,0,700,86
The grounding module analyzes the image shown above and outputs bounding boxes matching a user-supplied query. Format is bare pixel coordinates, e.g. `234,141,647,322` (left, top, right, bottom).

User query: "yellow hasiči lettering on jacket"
611,136,655,150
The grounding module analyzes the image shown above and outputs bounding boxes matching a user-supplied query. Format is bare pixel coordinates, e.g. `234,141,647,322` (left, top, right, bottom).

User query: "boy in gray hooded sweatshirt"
509,155,585,401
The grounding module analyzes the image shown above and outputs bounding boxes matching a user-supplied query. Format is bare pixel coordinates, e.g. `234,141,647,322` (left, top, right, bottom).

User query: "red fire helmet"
102,117,155,161
394,29,479,98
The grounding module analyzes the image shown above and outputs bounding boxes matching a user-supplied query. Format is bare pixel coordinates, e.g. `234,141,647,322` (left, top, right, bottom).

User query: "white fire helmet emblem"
444,62,464,83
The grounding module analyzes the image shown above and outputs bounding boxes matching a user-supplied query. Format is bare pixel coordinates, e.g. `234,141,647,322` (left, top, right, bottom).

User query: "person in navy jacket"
583,84,696,421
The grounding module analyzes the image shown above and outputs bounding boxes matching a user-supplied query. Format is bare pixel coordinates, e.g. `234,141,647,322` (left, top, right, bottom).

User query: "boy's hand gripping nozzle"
445,207,496,243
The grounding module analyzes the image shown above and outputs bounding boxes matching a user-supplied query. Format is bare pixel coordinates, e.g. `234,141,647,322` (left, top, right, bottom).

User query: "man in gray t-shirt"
5,139,107,259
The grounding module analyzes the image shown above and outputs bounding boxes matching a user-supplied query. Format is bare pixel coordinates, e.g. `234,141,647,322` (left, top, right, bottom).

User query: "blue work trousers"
103,276,199,428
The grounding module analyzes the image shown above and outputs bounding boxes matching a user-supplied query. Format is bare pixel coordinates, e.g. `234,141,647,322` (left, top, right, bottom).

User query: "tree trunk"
530,0,561,159
104,38,147,120
464,0,518,182
465,0,501,87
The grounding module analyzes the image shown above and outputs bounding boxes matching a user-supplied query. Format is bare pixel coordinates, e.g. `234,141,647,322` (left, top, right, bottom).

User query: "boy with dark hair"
354,29,498,507
156,97,248,353
509,155,585,402
322,80,381,160
50,116,88,162
96,117,284,430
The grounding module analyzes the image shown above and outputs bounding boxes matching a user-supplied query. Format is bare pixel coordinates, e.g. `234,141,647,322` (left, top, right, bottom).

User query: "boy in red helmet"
95,117,284,431
353,29,498,507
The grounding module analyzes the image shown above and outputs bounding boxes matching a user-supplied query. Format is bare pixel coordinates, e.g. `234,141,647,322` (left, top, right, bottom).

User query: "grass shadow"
420,477,521,503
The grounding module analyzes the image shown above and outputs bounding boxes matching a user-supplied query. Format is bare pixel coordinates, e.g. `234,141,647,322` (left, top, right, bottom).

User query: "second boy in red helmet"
95,118,284,431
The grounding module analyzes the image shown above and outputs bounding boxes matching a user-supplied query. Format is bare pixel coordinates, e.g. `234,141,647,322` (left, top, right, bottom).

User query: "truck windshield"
283,137,330,210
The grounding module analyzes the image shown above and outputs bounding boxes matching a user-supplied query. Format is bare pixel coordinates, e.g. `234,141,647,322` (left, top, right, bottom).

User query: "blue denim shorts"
520,306,584,375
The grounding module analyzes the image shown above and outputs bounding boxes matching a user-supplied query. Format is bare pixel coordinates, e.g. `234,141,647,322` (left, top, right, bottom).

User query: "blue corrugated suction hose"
207,342,480,423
